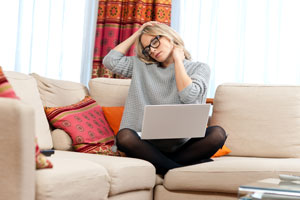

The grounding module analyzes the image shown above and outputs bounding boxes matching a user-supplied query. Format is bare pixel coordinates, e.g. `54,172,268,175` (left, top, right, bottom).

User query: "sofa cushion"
108,190,153,200
211,145,231,158
36,156,110,200
154,185,236,200
44,96,114,145
89,78,131,107
44,96,122,156
210,83,300,158
31,73,89,107
53,150,156,196
102,106,125,134
5,71,53,149
163,156,300,193
51,129,73,151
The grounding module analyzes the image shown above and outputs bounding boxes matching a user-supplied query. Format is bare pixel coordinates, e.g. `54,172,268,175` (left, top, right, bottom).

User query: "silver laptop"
137,104,211,140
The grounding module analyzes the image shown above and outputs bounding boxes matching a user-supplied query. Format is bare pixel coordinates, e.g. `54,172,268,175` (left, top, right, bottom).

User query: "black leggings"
116,126,227,175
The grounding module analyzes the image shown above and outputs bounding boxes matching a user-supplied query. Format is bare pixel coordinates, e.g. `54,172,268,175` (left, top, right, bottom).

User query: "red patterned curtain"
92,0,172,78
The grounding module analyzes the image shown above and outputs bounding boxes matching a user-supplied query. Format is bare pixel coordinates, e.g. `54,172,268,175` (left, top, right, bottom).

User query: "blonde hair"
136,23,191,64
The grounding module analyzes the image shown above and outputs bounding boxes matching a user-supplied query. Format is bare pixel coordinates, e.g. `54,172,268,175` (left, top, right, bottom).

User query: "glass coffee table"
238,178,300,199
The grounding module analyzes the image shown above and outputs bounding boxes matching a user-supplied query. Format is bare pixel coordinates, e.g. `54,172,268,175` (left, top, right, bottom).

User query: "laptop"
137,104,211,140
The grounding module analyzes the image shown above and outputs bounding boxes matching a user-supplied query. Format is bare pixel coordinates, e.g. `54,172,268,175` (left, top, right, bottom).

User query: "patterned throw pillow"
0,66,53,169
0,66,19,99
35,138,53,169
73,142,124,156
44,96,121,156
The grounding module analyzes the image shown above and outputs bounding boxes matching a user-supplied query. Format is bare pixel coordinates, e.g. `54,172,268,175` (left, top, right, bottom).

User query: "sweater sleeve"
178,62,211,104
103,50,134,78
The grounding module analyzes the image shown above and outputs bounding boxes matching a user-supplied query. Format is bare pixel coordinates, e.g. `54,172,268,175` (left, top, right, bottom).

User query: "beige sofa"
1,70,300,200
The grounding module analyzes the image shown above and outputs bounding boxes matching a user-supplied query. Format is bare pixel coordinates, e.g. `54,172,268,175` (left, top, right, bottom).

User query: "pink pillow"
44,96,115,146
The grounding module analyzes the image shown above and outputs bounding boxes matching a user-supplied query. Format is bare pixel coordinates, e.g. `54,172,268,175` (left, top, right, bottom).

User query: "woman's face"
140,34,173,63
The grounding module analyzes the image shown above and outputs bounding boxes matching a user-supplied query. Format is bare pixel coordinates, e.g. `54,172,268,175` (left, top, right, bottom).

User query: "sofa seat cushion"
36,156,110,200
108,190,153,200
154,185,236,200
4,71,52,149
156,174,164,185
53,150,156,196
163,156,300,193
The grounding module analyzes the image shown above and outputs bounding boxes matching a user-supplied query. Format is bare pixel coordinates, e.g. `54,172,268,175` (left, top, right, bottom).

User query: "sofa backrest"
31,73,89,107
210,83,300,158
4,72,131,151
30,75,131,151
5,71,53,150
49,77,130,150
89,78,131,107
31,73,90,150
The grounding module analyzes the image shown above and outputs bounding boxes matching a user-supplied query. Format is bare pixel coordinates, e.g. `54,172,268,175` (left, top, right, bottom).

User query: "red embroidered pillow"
44,96,120,156
0,66,53,169
73,142,124,156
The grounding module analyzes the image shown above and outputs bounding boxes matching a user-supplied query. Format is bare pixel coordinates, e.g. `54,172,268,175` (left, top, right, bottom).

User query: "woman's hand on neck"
171,47,192,92
161,44,184,67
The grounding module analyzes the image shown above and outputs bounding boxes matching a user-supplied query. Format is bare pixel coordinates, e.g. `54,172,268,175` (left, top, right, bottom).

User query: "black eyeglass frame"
142,35,161,57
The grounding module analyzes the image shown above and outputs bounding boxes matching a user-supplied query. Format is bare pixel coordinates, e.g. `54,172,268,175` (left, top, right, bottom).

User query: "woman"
103,21,227,175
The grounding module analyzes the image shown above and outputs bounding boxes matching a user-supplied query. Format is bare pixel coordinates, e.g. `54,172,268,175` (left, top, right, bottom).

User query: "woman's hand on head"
172,46,185,62
116,21,160,54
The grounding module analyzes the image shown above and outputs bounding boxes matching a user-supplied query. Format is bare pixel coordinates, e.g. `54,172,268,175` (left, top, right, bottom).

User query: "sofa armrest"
0,98,35,200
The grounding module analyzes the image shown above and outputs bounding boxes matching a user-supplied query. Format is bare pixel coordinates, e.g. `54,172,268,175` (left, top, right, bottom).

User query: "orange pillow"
211,145,231,158
102,106,231,158
102,106,124,135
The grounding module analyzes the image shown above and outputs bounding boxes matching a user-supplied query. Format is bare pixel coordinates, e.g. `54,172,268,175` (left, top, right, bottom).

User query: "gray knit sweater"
103,50,210,152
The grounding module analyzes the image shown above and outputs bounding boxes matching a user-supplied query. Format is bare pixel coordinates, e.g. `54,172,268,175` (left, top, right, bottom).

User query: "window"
0,0,98,86
171,0,300,97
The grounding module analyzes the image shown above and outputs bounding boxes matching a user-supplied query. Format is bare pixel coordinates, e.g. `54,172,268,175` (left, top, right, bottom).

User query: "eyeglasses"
142,35,161,57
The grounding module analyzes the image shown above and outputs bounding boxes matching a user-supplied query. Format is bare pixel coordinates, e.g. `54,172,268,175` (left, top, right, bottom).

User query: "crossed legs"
116,126,227,175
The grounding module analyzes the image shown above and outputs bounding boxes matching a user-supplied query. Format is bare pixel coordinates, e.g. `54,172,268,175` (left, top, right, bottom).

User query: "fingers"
173,46,184,52
172,46,185,60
